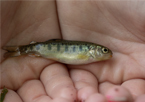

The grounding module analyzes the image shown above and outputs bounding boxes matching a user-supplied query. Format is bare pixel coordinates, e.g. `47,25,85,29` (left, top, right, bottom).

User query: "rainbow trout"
3,39,112,65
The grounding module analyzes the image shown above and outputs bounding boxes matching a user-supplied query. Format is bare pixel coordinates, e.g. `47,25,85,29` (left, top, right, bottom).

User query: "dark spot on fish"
73,46,76,52
79,45,82,51
36,44,40,50
87,45,90,49
48,44,51,50
57,44,60,51
40,43,43,46
51,42,56,45
69,43,72,45
65,45,68,52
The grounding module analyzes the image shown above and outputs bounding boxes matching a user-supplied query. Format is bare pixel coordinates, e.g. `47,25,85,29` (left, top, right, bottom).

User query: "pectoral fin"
77,54,88,60
89,46,96,58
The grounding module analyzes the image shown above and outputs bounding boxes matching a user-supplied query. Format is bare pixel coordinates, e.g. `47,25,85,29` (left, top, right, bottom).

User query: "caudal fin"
2,46,20,58
2,46,19,52
4,51,21,58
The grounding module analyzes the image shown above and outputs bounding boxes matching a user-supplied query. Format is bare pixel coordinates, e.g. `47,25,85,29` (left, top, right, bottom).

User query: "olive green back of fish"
19,39,97,55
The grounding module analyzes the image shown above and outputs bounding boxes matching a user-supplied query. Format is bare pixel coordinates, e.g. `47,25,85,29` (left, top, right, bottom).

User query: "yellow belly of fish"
44,53,92,65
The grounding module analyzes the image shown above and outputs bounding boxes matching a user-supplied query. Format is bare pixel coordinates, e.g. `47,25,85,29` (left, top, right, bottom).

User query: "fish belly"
35,43,93,64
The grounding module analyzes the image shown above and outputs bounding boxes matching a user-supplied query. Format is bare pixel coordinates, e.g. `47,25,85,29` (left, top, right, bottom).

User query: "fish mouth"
109,50,113,58
103,54,112,60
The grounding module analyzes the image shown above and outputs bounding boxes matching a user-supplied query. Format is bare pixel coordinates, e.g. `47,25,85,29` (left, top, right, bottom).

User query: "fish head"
89,45,113,61
96,45,112,61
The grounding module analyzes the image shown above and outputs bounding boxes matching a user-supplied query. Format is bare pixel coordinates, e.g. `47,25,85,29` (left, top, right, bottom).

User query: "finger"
86,94,107,102
70,69,98,101
0,89,22,102
135,95,145,102
1,56,54,90
99,82,133,101
105,86,133,102
40,63,77,102
18,80,51,102
99,81,117,94
122,79,145,98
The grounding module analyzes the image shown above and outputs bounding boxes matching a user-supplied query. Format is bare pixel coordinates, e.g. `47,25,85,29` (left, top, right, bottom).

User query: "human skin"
1,1,145,102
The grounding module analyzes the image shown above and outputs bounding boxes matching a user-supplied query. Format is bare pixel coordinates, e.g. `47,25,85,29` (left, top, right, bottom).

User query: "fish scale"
3,39,112,65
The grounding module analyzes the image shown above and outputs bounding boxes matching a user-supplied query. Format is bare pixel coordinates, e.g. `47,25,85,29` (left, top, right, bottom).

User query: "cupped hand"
1,1,145,102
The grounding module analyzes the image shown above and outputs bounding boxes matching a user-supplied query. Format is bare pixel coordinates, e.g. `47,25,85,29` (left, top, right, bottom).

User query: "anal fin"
27,51,41,57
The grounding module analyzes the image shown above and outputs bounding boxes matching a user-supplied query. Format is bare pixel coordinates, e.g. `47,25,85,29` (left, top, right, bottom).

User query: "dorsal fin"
30,41,37,44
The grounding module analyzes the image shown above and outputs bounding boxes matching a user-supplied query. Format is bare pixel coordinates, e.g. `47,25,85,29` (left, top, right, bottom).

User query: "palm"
61,1,145,101
1,1,145,102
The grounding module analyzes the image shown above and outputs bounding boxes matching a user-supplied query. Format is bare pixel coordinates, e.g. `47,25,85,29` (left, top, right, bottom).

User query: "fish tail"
4,51,21,58
2,46,21,57
2,46,19,52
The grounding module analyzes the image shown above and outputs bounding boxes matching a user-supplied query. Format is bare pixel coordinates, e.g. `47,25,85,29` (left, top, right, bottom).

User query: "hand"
1,1,145,102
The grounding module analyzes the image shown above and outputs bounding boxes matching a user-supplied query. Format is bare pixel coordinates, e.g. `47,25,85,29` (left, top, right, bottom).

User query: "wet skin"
1,1,145,102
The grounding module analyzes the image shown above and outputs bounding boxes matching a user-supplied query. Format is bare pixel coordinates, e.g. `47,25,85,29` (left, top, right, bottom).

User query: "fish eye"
102,47,109,54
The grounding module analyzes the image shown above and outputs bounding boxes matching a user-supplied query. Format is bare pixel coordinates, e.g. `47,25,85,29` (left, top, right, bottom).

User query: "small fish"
2,39,112,65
